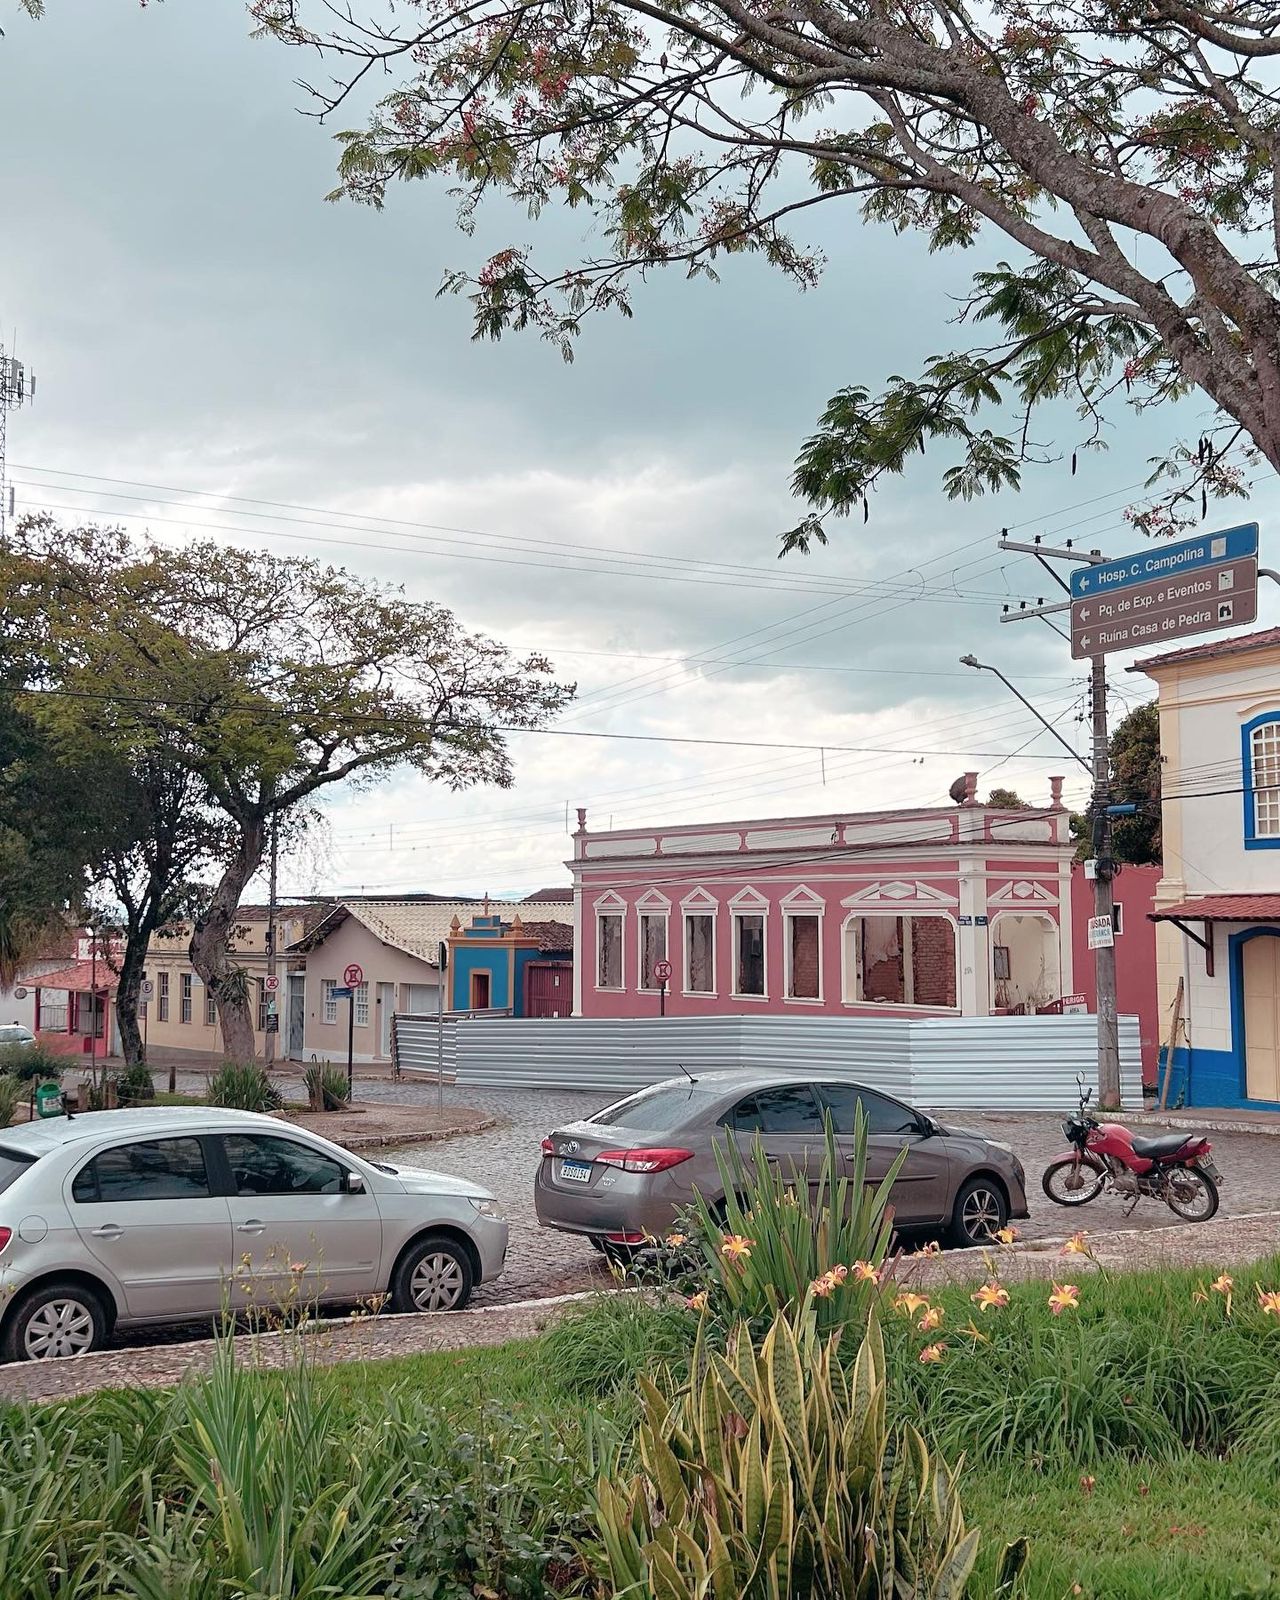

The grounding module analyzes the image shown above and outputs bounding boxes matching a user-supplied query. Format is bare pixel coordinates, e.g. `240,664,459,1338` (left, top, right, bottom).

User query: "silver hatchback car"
0,1107,508,1361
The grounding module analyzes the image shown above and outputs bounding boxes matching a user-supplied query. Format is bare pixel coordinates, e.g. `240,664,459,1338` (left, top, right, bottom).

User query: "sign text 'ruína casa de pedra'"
1070,523,1259,660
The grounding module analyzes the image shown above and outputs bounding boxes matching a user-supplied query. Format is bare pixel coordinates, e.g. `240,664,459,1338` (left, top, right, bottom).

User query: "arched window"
1244,714,1280,847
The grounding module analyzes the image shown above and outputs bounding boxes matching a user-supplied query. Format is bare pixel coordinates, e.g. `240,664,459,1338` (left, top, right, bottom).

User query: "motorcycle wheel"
1041,1157,1105,1207
1165,1166,1219,1222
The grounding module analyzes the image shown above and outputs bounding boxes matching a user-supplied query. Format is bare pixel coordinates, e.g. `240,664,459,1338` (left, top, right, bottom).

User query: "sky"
3,0,1278,900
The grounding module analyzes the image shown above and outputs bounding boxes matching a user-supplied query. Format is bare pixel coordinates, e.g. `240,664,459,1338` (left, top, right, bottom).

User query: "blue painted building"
447,909,574,1018
1135,627,1280,1107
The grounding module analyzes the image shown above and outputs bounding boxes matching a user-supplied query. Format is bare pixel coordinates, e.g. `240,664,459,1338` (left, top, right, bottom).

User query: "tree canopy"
3,519,573,1058
243,0,1280,543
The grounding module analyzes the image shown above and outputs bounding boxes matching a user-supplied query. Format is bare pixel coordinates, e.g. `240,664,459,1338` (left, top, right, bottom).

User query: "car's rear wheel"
391,1234,475,1313
3,1281,109,1362
948,1177,1009,1248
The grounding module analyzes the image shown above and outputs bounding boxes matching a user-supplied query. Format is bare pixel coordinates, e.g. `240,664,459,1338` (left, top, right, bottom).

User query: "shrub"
0,1041,65,1084
302,1059,350,1111
541,1293,696,1399
205,1061,283,1113
0,1074,21,1127
593,1312,1027,1599
114,1061,155,1107
672,1109,903,1335
390,1404,612,1600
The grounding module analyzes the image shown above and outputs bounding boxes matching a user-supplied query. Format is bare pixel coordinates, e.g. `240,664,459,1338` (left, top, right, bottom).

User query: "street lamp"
958,655,1090,773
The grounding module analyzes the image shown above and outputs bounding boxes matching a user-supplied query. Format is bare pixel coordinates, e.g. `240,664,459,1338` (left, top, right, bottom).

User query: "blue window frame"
1242,712,1280,849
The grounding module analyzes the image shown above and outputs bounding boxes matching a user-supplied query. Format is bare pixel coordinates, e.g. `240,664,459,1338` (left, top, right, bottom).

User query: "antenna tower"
0,339,35,538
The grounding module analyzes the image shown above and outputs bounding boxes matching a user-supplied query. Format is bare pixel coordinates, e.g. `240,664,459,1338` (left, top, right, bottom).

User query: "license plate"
559,1160,592,1184
1200,1158,1222,1182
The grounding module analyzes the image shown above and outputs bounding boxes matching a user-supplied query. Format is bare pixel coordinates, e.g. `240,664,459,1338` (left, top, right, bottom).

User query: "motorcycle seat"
1129,1131,1197,1159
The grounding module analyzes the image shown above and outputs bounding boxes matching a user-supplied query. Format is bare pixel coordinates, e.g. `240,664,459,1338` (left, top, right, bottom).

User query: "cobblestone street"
100,1074,1280,1349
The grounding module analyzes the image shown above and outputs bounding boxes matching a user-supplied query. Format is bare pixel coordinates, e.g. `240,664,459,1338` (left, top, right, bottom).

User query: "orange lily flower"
919,1341,947,1363
893,1291,930,1318
720,1234,754,1263
1061,1232,1090,1256
917,1305,944,1332
994,1226,1020,1245
1048,1282,1080,1316
1258,1288,1280,1317
971,1280,1010,1312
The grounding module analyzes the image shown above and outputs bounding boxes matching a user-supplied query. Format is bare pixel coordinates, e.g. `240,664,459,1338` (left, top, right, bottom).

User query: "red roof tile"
34,961,120,993
1132,626,1280,673
1151,895,1280,923
517,919,574,949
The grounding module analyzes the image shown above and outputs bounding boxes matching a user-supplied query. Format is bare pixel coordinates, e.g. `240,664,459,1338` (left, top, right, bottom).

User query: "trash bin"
34,1081,64,1119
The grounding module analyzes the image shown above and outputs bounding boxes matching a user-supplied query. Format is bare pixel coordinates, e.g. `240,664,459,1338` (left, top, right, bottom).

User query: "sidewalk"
1127,1106,1280,1138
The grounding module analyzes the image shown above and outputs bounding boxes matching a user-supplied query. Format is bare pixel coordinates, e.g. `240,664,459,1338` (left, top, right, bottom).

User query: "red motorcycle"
1042,1076,1222,1222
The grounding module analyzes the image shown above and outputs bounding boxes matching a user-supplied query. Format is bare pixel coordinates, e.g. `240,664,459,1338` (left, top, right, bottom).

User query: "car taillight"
540,1139,555,1158
0,1227,11,1253
596,1148,694,1174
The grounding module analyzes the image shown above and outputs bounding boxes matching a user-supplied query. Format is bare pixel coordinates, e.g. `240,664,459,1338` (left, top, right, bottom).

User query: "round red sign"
343,962,364,987
653,959,673,983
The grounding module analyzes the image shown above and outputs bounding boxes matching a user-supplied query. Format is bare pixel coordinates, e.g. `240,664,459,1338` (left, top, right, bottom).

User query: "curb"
334,1115,499,1150
1126,1111,1280,1138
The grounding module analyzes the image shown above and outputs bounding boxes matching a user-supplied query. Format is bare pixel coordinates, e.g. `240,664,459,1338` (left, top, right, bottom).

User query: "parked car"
535,1070,1029,1251
0,1023,37,1049
0,1107,507,1361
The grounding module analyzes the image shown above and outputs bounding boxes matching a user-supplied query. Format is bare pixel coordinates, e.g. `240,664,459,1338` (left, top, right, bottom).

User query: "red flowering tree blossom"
245,3,1280,539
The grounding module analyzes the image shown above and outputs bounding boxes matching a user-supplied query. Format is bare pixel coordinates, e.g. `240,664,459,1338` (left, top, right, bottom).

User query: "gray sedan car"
0,1107,507,1361
536,1070,1029,1250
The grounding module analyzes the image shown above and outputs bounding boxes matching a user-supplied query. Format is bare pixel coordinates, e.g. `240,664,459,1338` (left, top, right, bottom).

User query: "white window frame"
158,970,169,1022
1251,717,1280,839
781,887,824,1004
322,978,338,1025
180,972,193,1025
594,893,626,991
839,912,959,1012
354,981,369,1027
728,889,770,1000
683,910,717,996
205,988,217,1027
783,912,824,1003
636,893,671,991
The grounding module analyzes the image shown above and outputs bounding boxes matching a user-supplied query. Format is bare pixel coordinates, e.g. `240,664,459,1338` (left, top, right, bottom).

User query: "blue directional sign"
331,986,353,1001
1070,523,1258,599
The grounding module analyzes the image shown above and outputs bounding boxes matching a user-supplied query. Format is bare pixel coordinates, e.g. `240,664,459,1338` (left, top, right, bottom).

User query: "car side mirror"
344,1171,366,1195
917,1115,937,1138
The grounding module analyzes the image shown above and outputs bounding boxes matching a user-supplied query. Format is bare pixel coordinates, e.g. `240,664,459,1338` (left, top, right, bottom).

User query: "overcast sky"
4,0,1278,899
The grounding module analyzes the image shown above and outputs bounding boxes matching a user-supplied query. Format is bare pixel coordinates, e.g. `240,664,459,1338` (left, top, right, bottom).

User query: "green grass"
883,1252,1280,1465
964,1457,1280,1598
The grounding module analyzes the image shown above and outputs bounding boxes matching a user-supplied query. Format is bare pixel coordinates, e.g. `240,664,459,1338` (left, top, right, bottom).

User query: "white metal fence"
392,1013,1143,1109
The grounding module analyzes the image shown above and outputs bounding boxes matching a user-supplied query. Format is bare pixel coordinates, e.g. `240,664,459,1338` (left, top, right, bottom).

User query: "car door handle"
91,1224,123,1240
236,1221,266,1234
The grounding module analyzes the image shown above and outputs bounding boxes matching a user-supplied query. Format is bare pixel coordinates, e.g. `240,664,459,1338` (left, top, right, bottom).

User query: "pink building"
570,775,1078,1021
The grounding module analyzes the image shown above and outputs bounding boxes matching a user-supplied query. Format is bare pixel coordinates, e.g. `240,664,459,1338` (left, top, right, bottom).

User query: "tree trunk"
114,927,150,1067
189,818,265,1063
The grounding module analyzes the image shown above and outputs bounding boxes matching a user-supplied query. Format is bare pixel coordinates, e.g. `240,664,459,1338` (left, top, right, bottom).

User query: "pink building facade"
570,777,1078,1021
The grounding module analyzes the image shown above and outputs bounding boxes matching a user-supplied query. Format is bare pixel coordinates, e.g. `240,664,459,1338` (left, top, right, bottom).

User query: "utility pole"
984,532,1122,1107
265,812,279,1066
0,341,35,539
1088,657,1121,1106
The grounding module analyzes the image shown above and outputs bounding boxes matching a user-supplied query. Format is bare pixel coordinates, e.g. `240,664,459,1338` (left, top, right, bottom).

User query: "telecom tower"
0,339,35,539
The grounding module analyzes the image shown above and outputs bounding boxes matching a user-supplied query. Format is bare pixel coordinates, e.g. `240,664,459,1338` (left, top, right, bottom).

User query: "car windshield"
590,1082,722,1131
0,1027,33,1045
0,1147,35,1195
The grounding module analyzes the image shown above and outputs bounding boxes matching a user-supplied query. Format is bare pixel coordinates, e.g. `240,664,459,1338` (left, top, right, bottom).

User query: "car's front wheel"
390,1234,475,1314
3,1280,109,1362
948,1176,1009,1248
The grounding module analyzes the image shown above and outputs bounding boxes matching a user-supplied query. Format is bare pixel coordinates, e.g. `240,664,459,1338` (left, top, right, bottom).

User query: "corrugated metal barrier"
393,1013,1143,1109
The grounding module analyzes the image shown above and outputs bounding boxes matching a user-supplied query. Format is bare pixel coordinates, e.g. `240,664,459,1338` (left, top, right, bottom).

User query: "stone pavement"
38,1080,1280,1352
